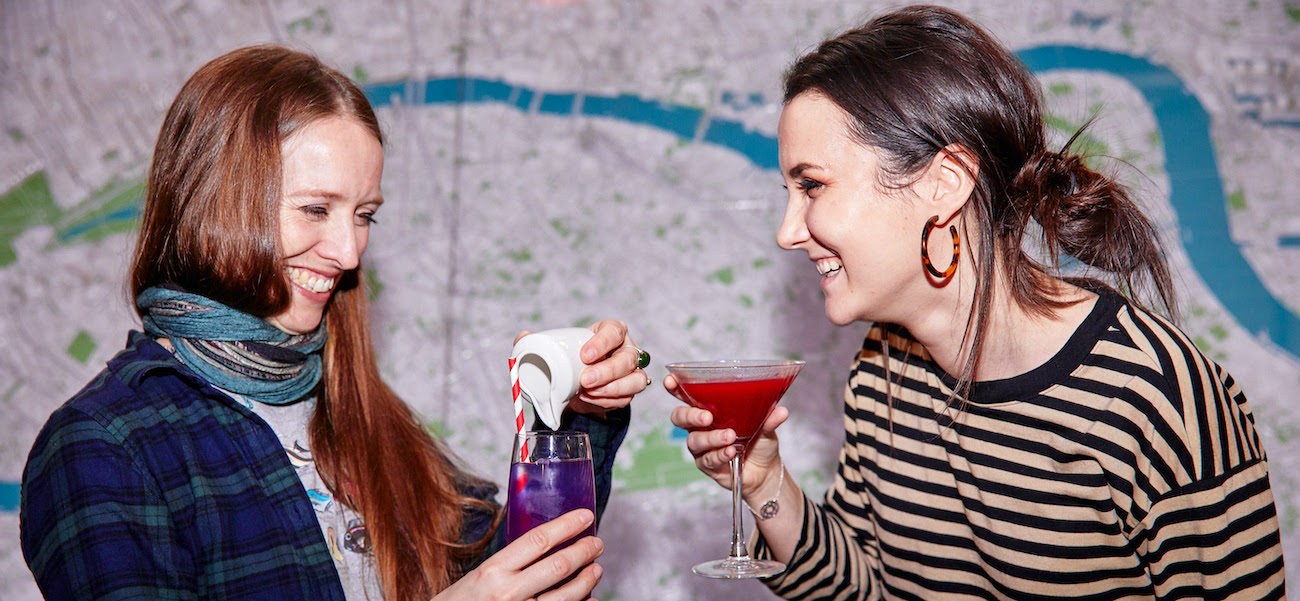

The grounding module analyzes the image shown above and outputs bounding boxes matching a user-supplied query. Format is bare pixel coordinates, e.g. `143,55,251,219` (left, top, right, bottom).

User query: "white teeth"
287,267,335,293
816,257,843,277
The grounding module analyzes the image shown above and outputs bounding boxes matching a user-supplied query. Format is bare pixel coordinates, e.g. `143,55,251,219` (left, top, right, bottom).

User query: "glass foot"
692,556,786,579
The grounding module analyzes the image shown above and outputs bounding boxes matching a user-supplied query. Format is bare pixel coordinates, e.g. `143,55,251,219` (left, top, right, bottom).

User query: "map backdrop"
3,1,1298,599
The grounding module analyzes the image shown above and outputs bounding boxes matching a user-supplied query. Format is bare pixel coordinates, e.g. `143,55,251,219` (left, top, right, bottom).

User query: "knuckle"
525,527,552,551
548,553,574,578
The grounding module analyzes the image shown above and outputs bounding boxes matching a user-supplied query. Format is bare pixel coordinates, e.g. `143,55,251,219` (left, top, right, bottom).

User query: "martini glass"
665,359,805,579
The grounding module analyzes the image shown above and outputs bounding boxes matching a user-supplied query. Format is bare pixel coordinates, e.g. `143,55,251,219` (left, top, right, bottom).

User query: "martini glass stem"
728,444,750,560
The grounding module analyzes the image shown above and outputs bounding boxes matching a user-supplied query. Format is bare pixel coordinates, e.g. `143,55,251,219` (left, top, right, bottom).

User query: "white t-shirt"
233,391,384,600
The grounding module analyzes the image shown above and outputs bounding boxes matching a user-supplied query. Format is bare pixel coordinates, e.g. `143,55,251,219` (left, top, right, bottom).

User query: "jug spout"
515,354,564,429
510,327,594,429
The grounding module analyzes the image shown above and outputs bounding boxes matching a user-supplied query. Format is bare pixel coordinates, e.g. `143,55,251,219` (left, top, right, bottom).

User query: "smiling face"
775,92,933,326
267,115,384,335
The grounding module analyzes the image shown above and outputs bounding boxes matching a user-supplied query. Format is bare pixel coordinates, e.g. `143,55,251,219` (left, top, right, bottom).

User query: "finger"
508,508,596,568
513,329,534,345
669,406,713,430
663,373,678,390
662,374,693,404
696,445,737,474
582,369,650,400
685,428,735,457
578,341,644,392
571,392,632,413
579,320,628,364
761,406,790,433
525,536,603,599
543,561,603,601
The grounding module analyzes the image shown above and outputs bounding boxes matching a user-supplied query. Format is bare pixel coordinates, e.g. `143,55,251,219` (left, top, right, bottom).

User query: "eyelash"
299,205,379,225
796,178,824,194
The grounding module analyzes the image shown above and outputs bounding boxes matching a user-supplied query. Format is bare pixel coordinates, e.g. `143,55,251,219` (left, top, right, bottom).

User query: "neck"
905,264,1096,383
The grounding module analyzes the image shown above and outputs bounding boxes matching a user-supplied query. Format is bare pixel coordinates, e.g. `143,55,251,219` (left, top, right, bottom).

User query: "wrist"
743,460,786,520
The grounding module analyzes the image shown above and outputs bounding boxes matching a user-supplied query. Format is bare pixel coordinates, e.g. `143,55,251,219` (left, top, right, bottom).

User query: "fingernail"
592,537,604,552
581,509,595,524
582,370,597,386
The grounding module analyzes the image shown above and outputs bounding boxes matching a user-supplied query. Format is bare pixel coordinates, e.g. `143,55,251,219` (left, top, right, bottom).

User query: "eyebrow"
285,189,385,205
786,162,823,179
285,188,343,200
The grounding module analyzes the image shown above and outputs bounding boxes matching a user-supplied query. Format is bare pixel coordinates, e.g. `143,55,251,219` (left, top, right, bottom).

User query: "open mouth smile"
286,267,336,294
816,257,843,277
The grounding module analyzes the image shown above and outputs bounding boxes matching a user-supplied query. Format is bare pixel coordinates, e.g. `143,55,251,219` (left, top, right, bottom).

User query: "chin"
269,313,325,335
824,305,859,327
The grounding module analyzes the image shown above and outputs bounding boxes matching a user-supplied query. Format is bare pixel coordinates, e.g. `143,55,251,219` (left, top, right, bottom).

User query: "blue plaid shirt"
21,331,628,600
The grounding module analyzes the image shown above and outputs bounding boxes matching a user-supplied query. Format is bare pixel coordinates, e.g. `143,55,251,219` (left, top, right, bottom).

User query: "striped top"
756,288,1285,600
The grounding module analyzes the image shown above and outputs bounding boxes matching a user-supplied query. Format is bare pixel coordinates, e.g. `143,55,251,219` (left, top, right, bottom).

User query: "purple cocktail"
505,456,597,545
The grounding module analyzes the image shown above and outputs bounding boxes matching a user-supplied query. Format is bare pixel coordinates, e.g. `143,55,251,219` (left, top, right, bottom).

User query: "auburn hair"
783,5,1175,396
130,44,495,599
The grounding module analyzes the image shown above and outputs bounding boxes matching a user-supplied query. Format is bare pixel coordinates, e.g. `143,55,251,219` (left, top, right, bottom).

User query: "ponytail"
1005,132,1176,319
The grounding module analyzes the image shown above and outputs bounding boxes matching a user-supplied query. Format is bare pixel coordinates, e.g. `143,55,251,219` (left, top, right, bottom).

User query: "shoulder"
50,333,205,428
1074,289,1265,478
1088,290,1228,397
28,331,230,470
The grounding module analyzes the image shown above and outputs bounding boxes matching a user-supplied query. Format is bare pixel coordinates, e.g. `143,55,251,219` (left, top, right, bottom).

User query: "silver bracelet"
743,462,784,520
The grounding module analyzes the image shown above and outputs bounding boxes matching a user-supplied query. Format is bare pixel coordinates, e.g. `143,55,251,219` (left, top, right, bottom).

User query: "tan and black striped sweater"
757,288,1285,600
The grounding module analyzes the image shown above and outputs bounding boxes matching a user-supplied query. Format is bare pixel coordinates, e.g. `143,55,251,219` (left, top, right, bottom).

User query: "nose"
320,216,364,270
776,194,809,251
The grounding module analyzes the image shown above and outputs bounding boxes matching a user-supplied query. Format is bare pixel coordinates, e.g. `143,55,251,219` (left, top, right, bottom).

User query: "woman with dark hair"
21,45,647,601
671,5,1284,600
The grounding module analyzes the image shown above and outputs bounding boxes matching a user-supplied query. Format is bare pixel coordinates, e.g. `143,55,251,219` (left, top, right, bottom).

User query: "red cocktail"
665,359,804,579
675,377,793,451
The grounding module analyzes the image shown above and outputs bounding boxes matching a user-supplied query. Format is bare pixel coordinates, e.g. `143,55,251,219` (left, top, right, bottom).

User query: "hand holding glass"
666,359,805,579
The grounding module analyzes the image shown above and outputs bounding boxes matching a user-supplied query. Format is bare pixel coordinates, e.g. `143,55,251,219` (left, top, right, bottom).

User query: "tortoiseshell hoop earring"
921,215,960,279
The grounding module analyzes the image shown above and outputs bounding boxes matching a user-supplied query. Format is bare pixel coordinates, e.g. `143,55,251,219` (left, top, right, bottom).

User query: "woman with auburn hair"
21,45,648,601
670,5,1284,600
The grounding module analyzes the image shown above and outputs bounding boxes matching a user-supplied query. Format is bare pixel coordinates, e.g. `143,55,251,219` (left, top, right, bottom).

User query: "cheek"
356,227,371,256
805,204,848,242
278,219,312,258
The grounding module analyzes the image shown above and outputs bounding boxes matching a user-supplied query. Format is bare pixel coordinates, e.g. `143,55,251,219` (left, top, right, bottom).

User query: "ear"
918,144,977,224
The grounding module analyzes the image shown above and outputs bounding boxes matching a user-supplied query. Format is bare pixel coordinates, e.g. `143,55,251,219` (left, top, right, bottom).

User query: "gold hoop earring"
921,215,959,279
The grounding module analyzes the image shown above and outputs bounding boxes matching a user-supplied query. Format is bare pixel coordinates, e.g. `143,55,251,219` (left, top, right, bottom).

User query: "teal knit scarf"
137,286,327,405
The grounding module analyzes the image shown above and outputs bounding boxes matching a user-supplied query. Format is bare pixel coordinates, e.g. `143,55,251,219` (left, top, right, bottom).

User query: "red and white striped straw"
508,356,528,462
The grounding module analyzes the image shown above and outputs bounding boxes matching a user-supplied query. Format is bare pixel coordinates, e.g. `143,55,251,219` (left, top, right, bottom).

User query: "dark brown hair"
783,5,1174,394
130,44,495,598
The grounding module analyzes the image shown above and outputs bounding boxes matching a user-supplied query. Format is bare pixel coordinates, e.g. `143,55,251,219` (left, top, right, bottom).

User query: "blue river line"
4,45,1295,512
366,47,1299,360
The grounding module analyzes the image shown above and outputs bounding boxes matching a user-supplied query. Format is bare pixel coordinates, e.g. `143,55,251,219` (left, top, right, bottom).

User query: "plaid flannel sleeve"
21,405,196,601
558,405,631,526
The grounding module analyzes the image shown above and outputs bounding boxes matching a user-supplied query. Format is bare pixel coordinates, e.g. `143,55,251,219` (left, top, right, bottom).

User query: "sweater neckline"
929,286,1121,405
